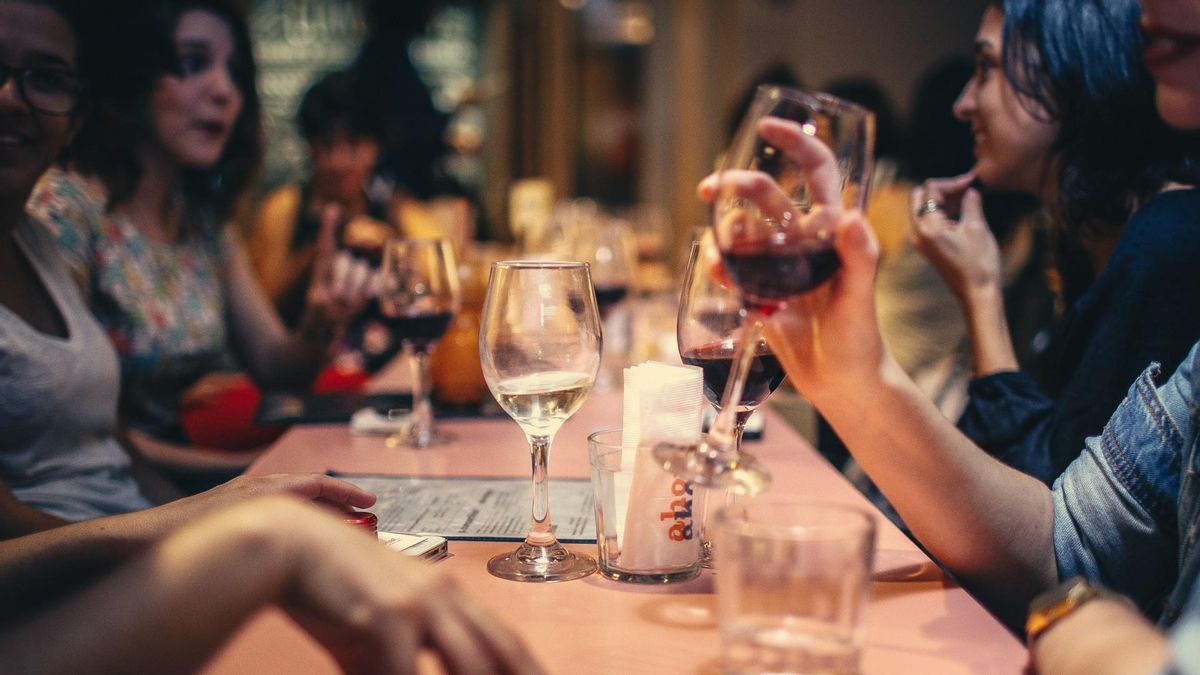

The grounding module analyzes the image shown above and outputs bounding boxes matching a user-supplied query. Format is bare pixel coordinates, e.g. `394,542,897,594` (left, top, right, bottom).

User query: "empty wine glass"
657,85,874,495
479,261,602,582
378,238,461,447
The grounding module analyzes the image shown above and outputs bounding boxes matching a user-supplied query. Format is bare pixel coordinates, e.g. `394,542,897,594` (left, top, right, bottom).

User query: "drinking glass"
657,85,874,495
713,498,876,674
378,238,461,447
479,261,602,582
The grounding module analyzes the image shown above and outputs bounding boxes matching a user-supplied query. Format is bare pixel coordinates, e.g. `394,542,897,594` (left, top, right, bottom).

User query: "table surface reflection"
202,384,1025,675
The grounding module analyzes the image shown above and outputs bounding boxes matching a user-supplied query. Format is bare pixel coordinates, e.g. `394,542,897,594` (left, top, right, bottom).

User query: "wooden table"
202,388,1026,674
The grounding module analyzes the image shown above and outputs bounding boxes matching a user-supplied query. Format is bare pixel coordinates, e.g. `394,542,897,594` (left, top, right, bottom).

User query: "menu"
332,473,597,543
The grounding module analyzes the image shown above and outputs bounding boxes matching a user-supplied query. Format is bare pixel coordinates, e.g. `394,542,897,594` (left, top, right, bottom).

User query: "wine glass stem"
525,434,558,547
709,311,765,453
406,344,434,445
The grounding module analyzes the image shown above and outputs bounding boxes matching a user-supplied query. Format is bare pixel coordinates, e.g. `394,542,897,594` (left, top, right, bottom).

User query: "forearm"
810,355,1056,624
0,509,159,623
224,231,329,388
962,284,1020,377
0,502,297,675
1032,599,1167,674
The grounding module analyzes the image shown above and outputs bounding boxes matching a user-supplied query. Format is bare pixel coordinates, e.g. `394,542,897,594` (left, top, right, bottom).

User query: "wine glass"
378,238,461,447
657,85,874,495
575,218,636,392
479,261,602,582
678,235,786,454
678,235,788,563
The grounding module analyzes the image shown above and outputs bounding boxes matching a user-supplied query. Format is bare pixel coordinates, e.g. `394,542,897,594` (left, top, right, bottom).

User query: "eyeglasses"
0,62,83,116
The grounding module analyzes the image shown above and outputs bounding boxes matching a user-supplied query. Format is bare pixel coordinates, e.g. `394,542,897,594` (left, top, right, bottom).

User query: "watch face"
1026,577,1097,642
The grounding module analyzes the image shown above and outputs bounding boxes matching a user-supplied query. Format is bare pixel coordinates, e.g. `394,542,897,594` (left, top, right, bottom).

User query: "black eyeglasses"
0,62,83,116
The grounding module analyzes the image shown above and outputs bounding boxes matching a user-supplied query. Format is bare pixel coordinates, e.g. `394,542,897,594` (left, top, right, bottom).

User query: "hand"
697,116,886,401
910,173,1003,303
699,117,844,257
762,211,887,401
247,499,542,675
145,473,377,536
305,205,376,334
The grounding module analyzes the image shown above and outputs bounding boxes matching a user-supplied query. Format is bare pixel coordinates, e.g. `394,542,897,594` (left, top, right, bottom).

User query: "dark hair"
823,77,902,161
64,0,262,224
998,0,1200,237
903,57,975,182
726,62,803,143
296,70,383,143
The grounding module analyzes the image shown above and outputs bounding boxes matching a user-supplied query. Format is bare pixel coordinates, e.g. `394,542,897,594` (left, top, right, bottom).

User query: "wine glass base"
384,428,455,449
487,542,596,583
652,441,771,496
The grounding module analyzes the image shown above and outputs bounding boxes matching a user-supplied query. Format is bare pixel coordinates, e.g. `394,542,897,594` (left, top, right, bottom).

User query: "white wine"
492,371,594,435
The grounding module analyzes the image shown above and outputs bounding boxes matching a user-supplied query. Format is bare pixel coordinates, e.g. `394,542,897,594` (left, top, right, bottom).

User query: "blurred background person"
249,69,394,328
29,0,373,494
350,0,450,202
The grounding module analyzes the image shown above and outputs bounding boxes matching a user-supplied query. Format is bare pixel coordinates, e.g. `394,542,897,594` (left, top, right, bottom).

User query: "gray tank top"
0,217,151,520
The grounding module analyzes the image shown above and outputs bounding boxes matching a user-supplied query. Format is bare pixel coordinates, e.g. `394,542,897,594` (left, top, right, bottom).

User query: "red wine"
382,312,454,353
681,342,785,410
721,246,839,310
594,285,629,314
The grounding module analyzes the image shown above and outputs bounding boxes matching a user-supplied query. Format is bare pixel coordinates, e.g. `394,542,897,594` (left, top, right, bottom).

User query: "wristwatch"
1025,577,1109,644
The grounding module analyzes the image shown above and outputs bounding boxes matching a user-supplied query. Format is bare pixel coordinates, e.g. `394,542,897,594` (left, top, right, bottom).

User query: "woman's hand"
698,116,887,403
267,500,542,675
303,205,375,339
910,173,1002,303
142,473,377,537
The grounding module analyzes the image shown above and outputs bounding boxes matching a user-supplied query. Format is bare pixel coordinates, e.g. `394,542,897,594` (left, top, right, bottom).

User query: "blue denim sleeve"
959,371,1056,481
1052,344,1197,612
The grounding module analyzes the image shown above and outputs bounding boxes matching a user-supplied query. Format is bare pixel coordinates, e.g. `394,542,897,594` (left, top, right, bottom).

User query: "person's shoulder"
1119,188,1200,265
1130,188,1200,231
28,168,109,231
254,185,302,231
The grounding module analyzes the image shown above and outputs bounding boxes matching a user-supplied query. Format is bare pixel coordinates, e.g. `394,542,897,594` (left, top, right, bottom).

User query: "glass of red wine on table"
655,85,875,496
378,238,462,447
576,218,637,391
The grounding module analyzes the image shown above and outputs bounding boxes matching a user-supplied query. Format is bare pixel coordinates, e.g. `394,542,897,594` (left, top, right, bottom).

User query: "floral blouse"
28,167,235,443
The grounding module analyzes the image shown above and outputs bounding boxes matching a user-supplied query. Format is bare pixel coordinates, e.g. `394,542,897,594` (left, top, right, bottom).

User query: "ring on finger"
915,198,942,218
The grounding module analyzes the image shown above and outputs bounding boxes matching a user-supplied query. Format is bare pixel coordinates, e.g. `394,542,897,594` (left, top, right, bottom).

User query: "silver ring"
915,198,941,218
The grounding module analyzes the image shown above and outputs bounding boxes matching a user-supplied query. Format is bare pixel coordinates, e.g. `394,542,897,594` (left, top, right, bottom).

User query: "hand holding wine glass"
378,239,461,447
659,86,874,495
478,261,602,582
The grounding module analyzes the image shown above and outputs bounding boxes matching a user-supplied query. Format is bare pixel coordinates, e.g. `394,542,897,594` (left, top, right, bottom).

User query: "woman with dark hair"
912,0,1200,483
28,0,373,487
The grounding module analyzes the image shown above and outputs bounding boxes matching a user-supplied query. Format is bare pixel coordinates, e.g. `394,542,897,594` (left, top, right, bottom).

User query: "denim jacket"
1053,340,1200,625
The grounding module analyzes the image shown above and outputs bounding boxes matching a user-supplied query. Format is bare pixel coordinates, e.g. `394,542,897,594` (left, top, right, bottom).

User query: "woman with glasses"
28,0,373,492
0,0,158,533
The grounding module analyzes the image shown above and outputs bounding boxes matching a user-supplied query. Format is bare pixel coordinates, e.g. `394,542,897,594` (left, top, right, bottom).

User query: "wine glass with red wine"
656,86,874,494
378,238,462,447
678,236,786,446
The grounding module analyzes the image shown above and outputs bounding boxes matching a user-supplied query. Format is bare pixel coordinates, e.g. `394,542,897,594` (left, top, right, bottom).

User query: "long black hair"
999,0,1200,238
64,0,262,225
